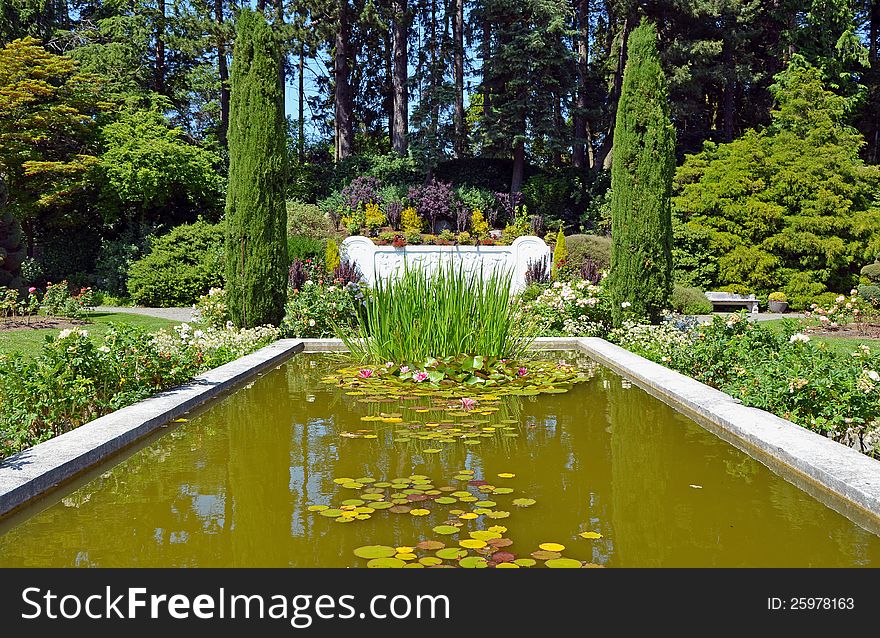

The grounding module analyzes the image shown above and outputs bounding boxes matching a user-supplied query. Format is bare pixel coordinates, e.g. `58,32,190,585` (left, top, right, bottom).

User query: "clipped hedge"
127,220,224,307
670,285,713,314
565,234,611,270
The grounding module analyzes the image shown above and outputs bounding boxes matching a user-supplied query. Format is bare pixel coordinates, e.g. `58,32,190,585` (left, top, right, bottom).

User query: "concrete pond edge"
1,335,879,535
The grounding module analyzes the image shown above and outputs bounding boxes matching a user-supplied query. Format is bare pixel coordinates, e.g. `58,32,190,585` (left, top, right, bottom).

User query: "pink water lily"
358,368,374,379
459,397,477,411
400,365,410,374
414,371,429,382
517,367,528,377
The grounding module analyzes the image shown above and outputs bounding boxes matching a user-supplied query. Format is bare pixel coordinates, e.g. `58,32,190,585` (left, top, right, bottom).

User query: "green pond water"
1,352,879,567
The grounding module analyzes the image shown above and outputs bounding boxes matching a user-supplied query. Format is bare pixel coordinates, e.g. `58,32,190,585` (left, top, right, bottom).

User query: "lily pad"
486,510,510,519
545,558,583,568
370,501,393,510
416,540,445,551
354,545,397,559
307,505,328,512
419,557,443,566
475,500,496,508
488,525,508,534
366,557,406,568
579,531,603,539
319,508,344,518
395,553,418,561
409,508,430,516
458,556,488,569
459,539,487,549
469,530,502,541
436,548,468,560
487,538,513,548
538,542,566,552
497,473,516,479
389,505,412,514
458,512,479,520
492,551,516,563
341,499,365,507
514,558,537,567
530,550,562,560
512,498,536,507
435,497,457,505
432,525,460,535
495,562,519,568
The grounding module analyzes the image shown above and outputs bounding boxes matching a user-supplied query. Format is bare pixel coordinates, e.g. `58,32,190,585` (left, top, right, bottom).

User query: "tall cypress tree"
225,8,287,328
608,20,675,325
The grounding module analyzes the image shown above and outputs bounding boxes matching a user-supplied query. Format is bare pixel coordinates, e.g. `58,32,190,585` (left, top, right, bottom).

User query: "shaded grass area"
759,317,879,356
0,312,179,360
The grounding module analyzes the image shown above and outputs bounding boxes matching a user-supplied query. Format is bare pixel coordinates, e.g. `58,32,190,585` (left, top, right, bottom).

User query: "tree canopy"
674,61,880,308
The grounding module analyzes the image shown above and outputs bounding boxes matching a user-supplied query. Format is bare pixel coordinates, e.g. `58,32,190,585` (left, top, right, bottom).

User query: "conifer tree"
608,20,675,325
225,8,288,328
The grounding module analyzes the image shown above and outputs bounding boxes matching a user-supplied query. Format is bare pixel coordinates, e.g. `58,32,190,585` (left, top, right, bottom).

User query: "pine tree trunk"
595,14,630,173
482,18,490,117
216,0,229,147
720,23,735,143
392,0,408,155
430,0,439,141
572,0,589,169
385,28,394,145
298,45,305,161
335,0,354,160
511,138,525,194
453,0,465,157
156,0,166,94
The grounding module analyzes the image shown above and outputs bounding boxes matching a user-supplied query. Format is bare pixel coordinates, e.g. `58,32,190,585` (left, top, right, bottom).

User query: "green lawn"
758,317,879,355
0,312,180,360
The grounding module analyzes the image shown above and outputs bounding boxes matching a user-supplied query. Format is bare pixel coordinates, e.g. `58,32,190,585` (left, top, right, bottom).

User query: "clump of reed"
339,264,535,364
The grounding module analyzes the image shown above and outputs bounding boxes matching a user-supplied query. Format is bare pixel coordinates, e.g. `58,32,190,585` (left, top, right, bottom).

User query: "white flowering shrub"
192,287,229,329
520,280,612,337
281,280,361,338
152,322,280,369
803,289,879,329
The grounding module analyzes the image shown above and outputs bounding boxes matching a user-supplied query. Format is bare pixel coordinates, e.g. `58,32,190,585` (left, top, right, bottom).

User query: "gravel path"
693,312,806,323
95,306,193,323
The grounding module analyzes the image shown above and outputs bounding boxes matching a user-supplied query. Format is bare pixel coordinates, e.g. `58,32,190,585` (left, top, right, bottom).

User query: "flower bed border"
0,339,304,519
1,336,878,535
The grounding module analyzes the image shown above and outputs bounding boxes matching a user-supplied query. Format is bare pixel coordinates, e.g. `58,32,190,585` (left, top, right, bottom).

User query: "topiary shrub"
565,234,611,270
127,220,224,307
551,228,567,275
670,285,713,315
860,262,880,283
325,239,341,273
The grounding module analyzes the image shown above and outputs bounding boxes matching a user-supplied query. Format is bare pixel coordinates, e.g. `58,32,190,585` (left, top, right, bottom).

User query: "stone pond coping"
1,336,879,535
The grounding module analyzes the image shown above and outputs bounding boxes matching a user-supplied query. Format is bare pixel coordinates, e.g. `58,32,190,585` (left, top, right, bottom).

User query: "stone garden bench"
704,292,759,314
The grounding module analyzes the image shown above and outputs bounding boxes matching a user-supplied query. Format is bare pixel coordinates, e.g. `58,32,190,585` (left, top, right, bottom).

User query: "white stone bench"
704,292,759,314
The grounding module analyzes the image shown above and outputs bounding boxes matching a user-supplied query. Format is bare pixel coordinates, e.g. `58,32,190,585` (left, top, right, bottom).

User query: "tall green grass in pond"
339,265,535,363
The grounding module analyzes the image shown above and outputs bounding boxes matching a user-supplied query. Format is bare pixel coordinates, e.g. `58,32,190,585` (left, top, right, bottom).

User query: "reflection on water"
1,353,878,567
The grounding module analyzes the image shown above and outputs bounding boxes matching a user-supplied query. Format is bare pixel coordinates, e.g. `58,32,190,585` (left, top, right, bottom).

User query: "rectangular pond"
1,352,879,567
